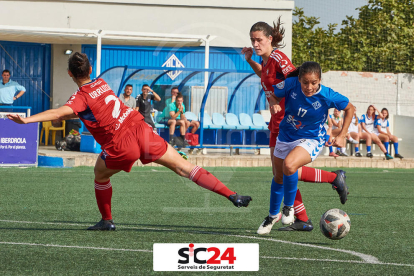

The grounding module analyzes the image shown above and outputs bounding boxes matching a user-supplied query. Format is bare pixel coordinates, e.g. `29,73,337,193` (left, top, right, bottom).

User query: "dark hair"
286,67,300,78
176,92,183,100
2,69,10,74
125,84,133,88
68,52,91,79
299,62,322,80
142,84,149,88
381,108,389,120
250,16,285,48
171,87,179,92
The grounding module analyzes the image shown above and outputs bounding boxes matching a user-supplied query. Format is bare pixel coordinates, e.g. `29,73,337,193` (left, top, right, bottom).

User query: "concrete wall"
393,115,414,158
322,71,414,118
51,44,82,108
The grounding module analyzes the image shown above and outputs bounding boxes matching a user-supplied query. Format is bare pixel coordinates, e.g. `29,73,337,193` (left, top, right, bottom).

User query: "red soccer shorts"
100,120,168,172
269,131,279,148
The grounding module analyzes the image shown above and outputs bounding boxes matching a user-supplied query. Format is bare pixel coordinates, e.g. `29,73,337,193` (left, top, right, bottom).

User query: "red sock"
189,166,235,198
293,189,309,222
300,166,336,183
94,179,113,220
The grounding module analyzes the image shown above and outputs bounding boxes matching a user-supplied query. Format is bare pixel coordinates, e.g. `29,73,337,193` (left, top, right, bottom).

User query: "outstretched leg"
155,144,252,207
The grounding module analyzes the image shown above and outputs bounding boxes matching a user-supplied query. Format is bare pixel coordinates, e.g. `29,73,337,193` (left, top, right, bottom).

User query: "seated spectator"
329,109,348,157
136,84,161,129
346,107,363,157
160,87,179,121
167,93,200,146
326,114,338,157
360,105,393,160
119,84,136,109
374,108,403,159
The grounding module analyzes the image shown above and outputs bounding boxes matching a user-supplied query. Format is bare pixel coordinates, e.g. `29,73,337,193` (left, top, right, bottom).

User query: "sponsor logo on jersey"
312,101,322,110
291,92,297,99
279,59,288,69
282,65,294,75
115,108,133,130
276,81,285,89
286,115,304,130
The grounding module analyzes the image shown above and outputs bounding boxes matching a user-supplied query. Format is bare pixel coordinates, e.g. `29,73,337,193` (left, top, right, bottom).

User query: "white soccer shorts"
273,137,325,161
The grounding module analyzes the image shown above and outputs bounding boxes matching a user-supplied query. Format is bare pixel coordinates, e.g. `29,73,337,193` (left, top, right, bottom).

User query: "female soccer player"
7,52,252,230
271,61,354,225
242,20,348,234
374,108,403,159
360,105,393,159
346,107,363,157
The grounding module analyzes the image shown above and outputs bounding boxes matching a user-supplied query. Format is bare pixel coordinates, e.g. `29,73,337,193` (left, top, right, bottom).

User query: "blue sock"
384,142,389,154
283,171,298,207
394,142,399,154
367,145,371,152
355,146,359,152
269,178,284,216
329,146,334,153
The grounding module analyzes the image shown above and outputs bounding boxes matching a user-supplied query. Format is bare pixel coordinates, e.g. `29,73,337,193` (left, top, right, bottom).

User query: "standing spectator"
360,105,393,159
0,70,26,112
375,108,403,159
136,84,161,129
119,84,136,109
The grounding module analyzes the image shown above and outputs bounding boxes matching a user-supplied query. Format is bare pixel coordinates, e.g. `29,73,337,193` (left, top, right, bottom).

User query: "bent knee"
283,161,298,176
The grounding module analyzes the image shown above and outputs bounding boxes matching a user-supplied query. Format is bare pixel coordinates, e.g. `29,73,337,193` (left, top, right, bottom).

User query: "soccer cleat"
229,193,252,208
87,219,116,231
278,219,314,231
281,206,295,225
329,152,339,157
177,150,188,160
331,170,349,204
355,152,362,157
394,153,404,159
366,152,373,158
257,213,281,235
340,151,349,157
385,153,394,160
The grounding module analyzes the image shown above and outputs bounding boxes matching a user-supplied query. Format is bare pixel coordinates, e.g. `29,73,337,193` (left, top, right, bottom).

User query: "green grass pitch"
0,166,413,275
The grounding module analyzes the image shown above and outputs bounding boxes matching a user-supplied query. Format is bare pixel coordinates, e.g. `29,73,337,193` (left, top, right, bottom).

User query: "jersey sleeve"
360,114,366,124
386,120,389,127
64,92,88,115
273,77,298,98
274,50,296,78
326,88,349,111
374,119,381,128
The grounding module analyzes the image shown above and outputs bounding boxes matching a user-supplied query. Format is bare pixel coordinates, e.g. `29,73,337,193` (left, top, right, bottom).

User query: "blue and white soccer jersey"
272,77,349,160
360,114,377,133
348,115,359,133
373,118,389,135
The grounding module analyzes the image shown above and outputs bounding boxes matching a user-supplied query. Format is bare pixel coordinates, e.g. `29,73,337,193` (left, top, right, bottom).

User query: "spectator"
375,108,403,159
346,107,362,157
329,109,348,156
167,92,189,145
119,84,136,109
360,105,393,160
135,84,161,129
160,87,179,121
0,69,26,112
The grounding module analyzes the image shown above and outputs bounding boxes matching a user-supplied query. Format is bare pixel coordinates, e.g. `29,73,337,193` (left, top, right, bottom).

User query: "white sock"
341,148,347,153
269,213,280,219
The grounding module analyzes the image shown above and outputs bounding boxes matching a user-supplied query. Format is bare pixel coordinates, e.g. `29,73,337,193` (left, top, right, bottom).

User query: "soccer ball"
319,209,351,240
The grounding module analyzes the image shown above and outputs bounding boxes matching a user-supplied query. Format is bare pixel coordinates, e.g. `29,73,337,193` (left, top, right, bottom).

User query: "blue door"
0,41,51,115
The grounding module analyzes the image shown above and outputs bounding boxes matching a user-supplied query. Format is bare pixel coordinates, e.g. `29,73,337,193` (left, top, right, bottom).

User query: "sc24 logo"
178,243,236,264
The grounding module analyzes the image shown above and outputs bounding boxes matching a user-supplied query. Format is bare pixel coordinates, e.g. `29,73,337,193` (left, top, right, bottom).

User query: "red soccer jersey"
260,49,296,133
64,78,143,149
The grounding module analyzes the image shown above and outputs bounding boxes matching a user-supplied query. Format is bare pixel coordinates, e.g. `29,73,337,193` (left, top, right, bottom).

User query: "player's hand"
269,104,282,115
331,135,345,148
241,47,253,62
7,114,27,124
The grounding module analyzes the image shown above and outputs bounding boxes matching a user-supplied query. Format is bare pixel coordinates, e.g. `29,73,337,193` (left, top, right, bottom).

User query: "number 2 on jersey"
105,95,121,119
297,107,307,117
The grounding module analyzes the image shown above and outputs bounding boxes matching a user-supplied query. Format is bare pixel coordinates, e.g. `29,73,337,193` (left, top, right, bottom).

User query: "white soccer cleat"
257,213,281,235
281,206,295,225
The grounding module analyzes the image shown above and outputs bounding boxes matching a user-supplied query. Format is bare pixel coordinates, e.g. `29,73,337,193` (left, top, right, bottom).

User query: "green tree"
292,1,414,73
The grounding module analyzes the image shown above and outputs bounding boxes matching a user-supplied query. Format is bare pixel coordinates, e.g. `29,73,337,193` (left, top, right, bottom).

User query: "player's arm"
8,106,74,124
373,105,384,119
169,109,182,120
241,47,262,77
149,88,161,102
332,103,355,148
376,124,387,135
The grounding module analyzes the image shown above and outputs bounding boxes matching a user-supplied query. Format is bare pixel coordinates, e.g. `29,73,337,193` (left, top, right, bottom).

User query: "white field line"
2,219,414,268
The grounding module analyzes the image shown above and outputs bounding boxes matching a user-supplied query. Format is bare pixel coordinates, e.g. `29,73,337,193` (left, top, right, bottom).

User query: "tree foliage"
292,0,414,73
